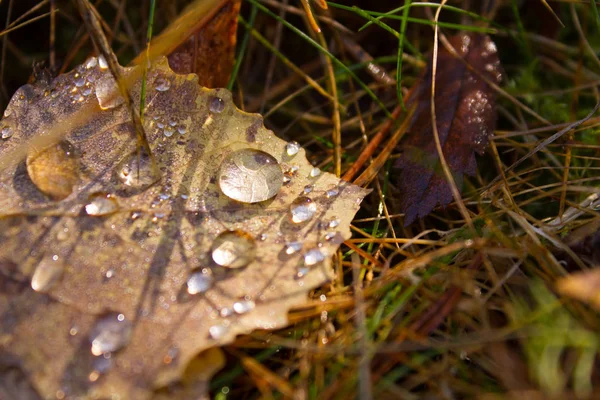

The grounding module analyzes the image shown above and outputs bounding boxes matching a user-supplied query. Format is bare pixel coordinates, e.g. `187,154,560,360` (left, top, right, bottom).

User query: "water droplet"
163,127,174,137
296,266,310,278
3,108,12,118
116,148,160,190
304,248,325,266
177,125,187,135
259,233,268,241
218,148,283,203
31,255,64,292
285,141,300,156
89,313,132,356
285,241,303,255
208,324,228,340
290,197,317,224
220,308,233,318
85,57,98,69
104,269,115,279
95,76,123,110
328,218,340,228
211,230,256,269
98,55,108,69
186,270,213,295
209,97,225,113
310,167,321,177
1,126,13,139
85,193,119,216
154,77,171,92
74,75,86,87
324,232,336,241
233,300,255,314
26,141,79,200
282,176,292,185
326,187,339,198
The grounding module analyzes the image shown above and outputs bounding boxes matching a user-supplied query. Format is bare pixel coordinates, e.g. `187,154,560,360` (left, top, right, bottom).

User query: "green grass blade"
228,3,258,90
139,0,157,121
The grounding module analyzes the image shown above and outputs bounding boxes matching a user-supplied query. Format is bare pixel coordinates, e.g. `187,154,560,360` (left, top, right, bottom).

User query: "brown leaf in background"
0,57,368,399
394,33,502,225
167,0,241,88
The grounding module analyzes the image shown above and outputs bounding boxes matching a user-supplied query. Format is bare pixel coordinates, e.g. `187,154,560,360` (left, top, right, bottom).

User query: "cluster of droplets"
152,115,187,138
64,56,107,106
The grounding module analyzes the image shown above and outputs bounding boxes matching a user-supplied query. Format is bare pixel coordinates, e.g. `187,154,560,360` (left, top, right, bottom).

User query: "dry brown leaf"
0,57,368,399
556,268,600,311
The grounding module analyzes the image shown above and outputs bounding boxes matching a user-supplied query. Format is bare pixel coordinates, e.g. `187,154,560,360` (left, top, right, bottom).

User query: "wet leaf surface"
0,57,368,399
394,33,502,224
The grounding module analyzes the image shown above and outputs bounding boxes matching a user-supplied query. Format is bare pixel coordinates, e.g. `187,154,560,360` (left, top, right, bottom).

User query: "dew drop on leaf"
209,97,225,113
85,57,98,69
211,230,256,269
326,187,339,198
208,324,228,340
116,149,160,190
285,241,303,255
186,270,214,295
310,167,321,177
95,76,124,110
31,254,65,293
98,55,108,70
89,313,132,356
233,300,255,314
285,141,300,156
290,197,317,224
154,77,171,92
85,193,119,216
304,248,325,266
26,141,78,200
1,126,13,139
217,148,283,203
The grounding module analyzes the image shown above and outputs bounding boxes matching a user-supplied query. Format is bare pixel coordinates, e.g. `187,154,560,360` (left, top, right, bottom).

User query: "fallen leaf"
394,33,502,224
167,0,241,88
556,267,600,311
0,57,368,398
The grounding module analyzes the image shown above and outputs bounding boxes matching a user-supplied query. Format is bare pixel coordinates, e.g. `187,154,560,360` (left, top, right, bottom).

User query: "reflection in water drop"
154,77,171,92
285,241,303,255
98,55,108,69
233,300,255,314
187,270,213,295
95,76,124,110
303,185,314,194
85,57,98,69
209,324,228,340
285,141,300,156
329,218,340,229
85,193,119,216
218,148,283,203
290,197,317,224
326,187,339,198
116,148,160,190
304,248,325,266
310,167,321,177
209,97,225,113
1,126,12,139
211,230,256,269
31,255,65,292
26,141,79,200
89,313,132,356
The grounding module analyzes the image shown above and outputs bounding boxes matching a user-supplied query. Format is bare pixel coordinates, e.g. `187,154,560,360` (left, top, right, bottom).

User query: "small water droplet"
177,125,187,135
303,185,314,194
81,86,93,96
85,57,98,69
1,126,13,139
26,141,79,200
116,148,160,190
282,176,292,185
290,197,317,224
296,266,310,278
3,108,12,118
259,233,268,241
233,300,255,314
89,313,132,356
328,218,340,228
31,255,64,292
285,241,303,255
326,187,339,198
98,55,108,69
208,324,228,340
85,193,119,216
186,270,213,295
211,230,256,269
104,269,115,279
74,75,86,87
310,167,321,177
92,356,113,375
209,97,225,113
220,308,233,318
156,121,165,129
163,127,174,137
304,248,325,266
218,148,283,203
324,232,336,241
285,141,300,156
154,77,171,92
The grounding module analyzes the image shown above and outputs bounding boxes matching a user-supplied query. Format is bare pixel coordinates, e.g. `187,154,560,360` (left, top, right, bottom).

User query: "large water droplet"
89,313,132,356
209,97,225,113
98,55,108,70
218,148,283,203
304,248,325,266
285,141,300,156
1,126,13,139
310,167,321,177
290,197,317,224
85,193,119,216
31,254,64,293
26,141,79,200
211,230,256,269
95,75,123,110
187,270,213,295
85,57,98,69
116,148,160,190
233,300,255,314
154,77,171,92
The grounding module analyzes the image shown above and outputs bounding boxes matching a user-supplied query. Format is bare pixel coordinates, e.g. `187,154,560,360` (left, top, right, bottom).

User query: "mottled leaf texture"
0,58,368,399
167,0,241,88
395,33,502,224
